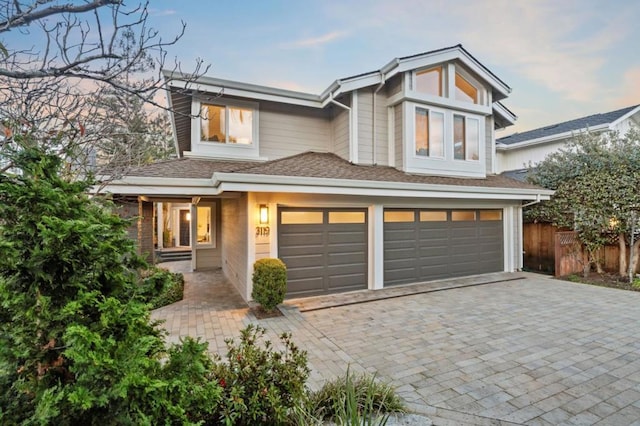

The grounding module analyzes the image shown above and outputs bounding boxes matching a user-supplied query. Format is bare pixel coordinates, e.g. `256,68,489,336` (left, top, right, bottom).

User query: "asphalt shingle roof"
497,104,640,146
123,152,543,191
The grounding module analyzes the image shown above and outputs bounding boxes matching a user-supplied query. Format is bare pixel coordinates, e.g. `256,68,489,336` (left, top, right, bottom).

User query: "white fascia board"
96,185,223,196
394,49,511,99
496,124,610,151
212,172,553,200
609,105,640,128
493,103,517,125
95,176,220,196
166,75,323,108
320,61,400,105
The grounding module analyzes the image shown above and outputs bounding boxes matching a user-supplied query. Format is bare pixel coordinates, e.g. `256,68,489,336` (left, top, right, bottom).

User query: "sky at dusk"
150,1,638,136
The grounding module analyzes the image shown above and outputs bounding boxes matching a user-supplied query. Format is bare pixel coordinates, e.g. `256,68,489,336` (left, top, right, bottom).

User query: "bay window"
455,73,478,104
453,115,479,161
416,67,442,96
415,107,444,157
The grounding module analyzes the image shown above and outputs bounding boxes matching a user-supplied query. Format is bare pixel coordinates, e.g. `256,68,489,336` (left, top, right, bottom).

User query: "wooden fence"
523,223,637,277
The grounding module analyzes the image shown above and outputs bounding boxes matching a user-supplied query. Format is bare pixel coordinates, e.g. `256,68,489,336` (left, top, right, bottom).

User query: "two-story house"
497,104,640,175
102,44,552,301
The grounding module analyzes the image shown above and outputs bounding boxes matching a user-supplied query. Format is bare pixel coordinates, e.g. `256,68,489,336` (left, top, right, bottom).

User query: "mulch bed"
250,306,284,319
561,272,640,292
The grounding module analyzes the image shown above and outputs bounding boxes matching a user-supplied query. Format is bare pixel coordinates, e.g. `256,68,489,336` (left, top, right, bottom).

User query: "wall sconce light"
259,204,269,224
186,212,191,221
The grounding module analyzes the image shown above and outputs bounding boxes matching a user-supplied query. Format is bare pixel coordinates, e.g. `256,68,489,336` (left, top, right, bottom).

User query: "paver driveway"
152,268,640,425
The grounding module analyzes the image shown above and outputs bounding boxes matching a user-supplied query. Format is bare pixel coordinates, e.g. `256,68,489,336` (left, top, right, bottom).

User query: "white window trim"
195,202,217,249
410,63,488,108
454,66,487,106
404,101,486,178
191,98,260,159
452,114,481,163
413,104,446,160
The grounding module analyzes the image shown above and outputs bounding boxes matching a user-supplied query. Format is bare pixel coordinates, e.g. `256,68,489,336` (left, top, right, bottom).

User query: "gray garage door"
384,209,503,286
278,208,368,298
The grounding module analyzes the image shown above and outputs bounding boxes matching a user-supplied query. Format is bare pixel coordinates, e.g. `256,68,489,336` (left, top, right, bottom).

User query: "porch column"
370,204,384,290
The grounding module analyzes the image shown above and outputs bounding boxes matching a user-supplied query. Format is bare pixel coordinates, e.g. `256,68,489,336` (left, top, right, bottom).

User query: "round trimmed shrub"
251,258,287,311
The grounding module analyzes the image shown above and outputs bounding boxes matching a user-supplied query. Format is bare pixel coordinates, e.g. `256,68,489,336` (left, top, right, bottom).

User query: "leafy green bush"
308,369,405,424
139,266,185,309
213,324,309,425
251,258,287,311
0,146,220,424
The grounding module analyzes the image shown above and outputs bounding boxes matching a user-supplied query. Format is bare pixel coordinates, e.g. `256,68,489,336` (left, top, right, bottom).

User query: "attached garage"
384,209,503,286
278,208,368,298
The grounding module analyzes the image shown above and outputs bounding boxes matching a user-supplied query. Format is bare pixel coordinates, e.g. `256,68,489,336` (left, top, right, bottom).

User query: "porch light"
259,204,269,224
186,212,191,221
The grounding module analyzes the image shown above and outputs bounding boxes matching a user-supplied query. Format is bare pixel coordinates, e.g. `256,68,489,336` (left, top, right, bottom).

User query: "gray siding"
331,96,350,161
259,101,331,160
221,195,248,299
374,89,389,165
485,116,494,174
394,105,404,169
358,89,374,164
386,74,403,97
357,88,390,166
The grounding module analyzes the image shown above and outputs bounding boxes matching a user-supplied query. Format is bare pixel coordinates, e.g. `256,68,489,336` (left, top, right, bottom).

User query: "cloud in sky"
148,8,176,17
280,30,349,49
454,0,631,103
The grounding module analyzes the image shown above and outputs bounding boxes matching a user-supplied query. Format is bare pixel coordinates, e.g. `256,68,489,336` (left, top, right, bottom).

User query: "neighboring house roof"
497,104,640,148
500,168,531,183
118,151,544,191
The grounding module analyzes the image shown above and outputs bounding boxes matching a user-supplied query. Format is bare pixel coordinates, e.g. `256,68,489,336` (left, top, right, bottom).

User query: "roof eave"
212,172,553,200
496,124,610,151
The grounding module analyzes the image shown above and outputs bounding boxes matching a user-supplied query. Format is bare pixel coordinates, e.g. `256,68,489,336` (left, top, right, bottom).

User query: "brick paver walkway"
152,264,640,426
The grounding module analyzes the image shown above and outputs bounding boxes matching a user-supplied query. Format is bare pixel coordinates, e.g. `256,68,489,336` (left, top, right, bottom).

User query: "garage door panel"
418,229,449,240
384,267,417,285
384,208,503,286
327,229,367,244
326,242,367,254
328,252,366,266
384,229,416,242
328,275,367,292
279,208,367,297
278,232,324,247
282,254,324,268
287,278,326,297
384,247,416,260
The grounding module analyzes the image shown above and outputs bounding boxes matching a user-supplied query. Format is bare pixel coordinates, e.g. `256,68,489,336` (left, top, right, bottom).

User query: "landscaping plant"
213,324,310,425
0,144,221,424
251,258,287,312
308,368,405,425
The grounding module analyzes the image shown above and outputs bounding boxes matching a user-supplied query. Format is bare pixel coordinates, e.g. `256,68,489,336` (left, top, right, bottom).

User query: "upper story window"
201,103,254,144
416,67,442,96
453,114,479,160
412,65,486,107
455,73,478,104
415,107,444,157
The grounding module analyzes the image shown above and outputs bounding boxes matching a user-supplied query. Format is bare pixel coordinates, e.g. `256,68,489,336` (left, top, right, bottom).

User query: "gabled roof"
497,104,640,147
164,44,514,157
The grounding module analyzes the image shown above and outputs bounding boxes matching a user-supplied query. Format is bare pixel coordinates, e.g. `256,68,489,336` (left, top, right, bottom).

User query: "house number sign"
256,226,270,237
